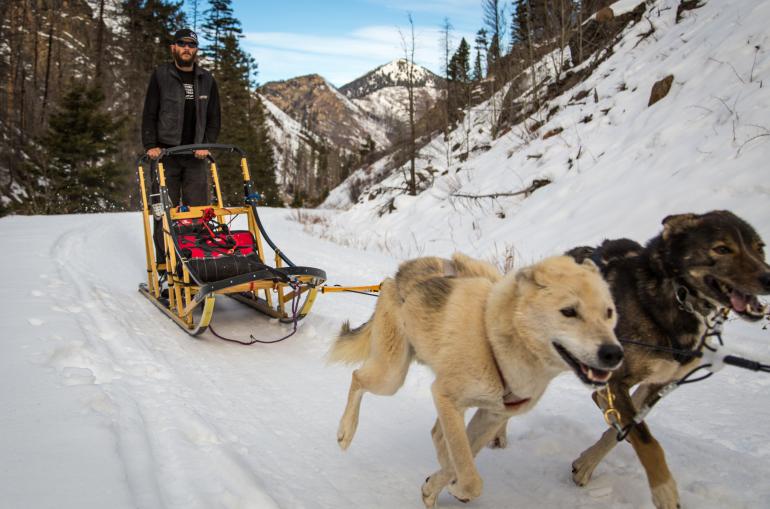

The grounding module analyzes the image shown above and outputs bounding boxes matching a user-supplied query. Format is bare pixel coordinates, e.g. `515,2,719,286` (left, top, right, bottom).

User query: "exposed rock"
260,74,387,153
677,0,705,23
569,2,646,66
648,75,674,106
596,7,615,23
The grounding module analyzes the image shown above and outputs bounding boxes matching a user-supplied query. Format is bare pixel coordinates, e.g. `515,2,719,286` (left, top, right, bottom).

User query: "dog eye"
560,307,578,318
713,245,733,255
607,308,613,319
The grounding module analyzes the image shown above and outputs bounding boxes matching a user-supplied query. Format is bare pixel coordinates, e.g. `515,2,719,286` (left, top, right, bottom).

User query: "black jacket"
141,62,221,149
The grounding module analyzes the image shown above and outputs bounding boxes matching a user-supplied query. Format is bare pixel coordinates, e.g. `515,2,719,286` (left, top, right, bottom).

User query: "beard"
173,51,195,68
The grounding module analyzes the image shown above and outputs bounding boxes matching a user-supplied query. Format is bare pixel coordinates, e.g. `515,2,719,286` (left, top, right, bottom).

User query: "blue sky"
219,0,485,87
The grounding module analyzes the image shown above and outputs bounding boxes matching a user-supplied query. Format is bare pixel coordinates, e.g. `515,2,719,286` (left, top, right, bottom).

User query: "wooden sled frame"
137,143,327,335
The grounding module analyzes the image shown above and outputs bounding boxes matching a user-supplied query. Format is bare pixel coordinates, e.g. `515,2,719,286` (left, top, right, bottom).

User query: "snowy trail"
2,210,770,508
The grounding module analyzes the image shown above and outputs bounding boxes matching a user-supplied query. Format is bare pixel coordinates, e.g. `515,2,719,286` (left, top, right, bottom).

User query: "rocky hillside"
260,74,391,154
259,61,444,205
343,59,444,128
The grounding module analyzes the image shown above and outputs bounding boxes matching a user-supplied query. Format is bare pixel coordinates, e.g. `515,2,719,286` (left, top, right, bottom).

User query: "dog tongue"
730,290,748,312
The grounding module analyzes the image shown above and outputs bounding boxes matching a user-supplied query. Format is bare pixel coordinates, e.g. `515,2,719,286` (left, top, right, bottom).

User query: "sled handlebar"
137,144,246,165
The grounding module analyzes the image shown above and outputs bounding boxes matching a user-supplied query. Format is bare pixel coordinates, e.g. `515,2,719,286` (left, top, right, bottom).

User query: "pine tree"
473,29,488,81
41,82,125,213
188,0,201,31
446,38,472,124
122,1,188,80
121,0,187,209
201,0,242,71
248,96,281,206
211,29,280,206
512,0,548,46
482,0,505,75
448,38,471,83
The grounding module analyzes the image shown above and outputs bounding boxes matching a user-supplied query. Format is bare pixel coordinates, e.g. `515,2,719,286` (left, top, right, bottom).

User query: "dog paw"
421,478,440,508
488,433,508,449
447,477,482,504
651,478,679,509
571,456,597,487
336,422,355,450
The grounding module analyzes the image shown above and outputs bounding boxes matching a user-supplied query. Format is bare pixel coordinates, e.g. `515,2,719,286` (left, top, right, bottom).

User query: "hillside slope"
260,74,391,152
320,0,770,265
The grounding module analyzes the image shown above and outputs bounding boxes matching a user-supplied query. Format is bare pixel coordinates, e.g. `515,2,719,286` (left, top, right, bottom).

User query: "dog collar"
502,391,531,409
490,351,531,409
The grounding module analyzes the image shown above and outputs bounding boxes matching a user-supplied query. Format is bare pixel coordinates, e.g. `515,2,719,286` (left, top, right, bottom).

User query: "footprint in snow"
61,366,96,386
28,318,44,326
589,487,613,499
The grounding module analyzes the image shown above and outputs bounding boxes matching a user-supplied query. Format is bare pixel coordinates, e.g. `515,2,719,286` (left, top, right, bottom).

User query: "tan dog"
329,253,624,507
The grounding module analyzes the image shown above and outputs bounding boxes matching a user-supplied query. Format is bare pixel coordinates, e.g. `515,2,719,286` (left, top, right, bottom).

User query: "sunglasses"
175,40,198,48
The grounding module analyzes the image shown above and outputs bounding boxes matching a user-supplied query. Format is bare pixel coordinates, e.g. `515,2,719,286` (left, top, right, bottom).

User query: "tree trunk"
405,15,417,196
525,0,540,111
95,0,105,82
41,8,55,124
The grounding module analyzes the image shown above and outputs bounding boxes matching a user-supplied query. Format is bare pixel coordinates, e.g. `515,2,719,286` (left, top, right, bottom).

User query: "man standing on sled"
141,28,221,268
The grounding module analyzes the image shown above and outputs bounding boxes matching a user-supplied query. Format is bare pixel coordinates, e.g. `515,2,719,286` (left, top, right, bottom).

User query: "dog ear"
518,263,558,289
515,266,546,289
565,246,594,264
662,213,701,239
581,258,600,273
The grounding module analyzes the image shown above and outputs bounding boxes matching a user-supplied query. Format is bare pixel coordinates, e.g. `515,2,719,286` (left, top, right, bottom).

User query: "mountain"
259,94,325,201
340,58,444,99
259,61,444,206
342,59,444,129
260,74,391,154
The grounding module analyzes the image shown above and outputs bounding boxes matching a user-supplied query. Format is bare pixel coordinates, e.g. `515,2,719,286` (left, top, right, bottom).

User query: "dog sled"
137,144,327,335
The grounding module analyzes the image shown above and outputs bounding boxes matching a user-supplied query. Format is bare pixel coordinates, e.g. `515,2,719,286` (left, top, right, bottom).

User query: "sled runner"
137,144,327,335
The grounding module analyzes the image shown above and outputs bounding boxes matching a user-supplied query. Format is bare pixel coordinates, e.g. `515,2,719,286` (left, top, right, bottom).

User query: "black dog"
570,210,770,509
495,210,770,509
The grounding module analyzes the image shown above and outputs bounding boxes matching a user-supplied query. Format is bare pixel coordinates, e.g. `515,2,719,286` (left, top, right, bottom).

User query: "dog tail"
328,319,374,364
328,278,401,365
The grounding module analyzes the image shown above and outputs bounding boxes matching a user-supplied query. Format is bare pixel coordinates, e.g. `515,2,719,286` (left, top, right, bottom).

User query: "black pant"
151,155,209,265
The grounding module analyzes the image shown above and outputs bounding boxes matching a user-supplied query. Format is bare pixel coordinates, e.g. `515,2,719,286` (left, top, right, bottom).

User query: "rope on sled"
208,281,303,345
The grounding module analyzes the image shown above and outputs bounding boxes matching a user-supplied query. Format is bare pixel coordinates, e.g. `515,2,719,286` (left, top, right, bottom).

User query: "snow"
1,209,769,508
2,0,770,507
320,0,770,265
322,79,392,150
353,85,442,127
260,94,324,190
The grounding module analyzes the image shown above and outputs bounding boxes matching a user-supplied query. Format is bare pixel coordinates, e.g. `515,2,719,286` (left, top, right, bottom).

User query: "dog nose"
760,273,770,292
598,343,624,367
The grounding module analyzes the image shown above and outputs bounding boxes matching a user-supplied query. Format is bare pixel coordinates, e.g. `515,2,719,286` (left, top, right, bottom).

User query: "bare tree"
189,0,201,31
482,0,505,73
399,13,417,196
524,0,540,111
439,17,453,171
482,0,506,135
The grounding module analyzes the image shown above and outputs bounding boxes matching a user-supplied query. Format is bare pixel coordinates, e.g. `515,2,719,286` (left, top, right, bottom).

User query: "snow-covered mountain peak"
340,59,443,99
